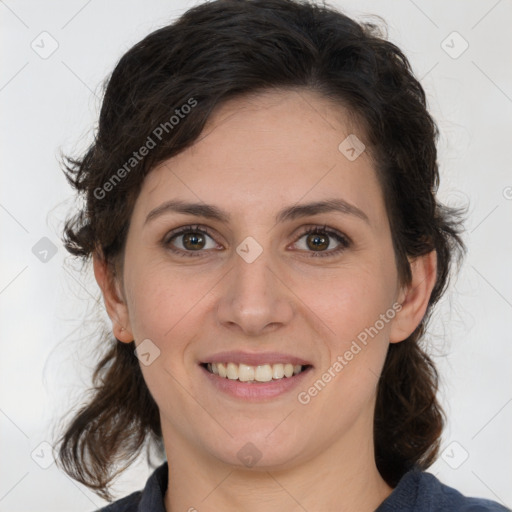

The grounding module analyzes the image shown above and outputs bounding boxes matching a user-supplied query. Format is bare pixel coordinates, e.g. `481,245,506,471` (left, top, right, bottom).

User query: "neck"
162,421,393,512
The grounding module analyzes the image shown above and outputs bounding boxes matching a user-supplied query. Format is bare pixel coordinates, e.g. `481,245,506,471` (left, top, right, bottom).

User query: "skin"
94,89,437,512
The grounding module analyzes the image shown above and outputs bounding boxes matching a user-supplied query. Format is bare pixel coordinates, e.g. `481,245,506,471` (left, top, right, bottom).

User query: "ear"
389,250,437,344
93,251,134,343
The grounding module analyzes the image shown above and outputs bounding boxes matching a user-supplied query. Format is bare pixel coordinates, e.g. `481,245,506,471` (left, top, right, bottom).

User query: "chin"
207,430,307,470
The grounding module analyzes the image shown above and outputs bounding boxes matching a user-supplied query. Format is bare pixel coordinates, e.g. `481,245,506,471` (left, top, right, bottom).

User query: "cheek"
304,261,397,345
127,287,167,341
124,266,203,397
124,260,196,343
296,261,398,407
298,275,395,415
123,259,223,389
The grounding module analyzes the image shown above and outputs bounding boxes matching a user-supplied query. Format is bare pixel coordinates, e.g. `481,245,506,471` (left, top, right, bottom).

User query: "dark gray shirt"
95,462,510,511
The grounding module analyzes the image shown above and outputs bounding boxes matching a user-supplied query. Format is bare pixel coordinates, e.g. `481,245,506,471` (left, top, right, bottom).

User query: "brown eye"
293,225,351,257
163,225,220,257
305,232,329,251
181,232,206,251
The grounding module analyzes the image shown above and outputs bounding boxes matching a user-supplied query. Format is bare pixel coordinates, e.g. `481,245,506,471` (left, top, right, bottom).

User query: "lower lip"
200,365,313,401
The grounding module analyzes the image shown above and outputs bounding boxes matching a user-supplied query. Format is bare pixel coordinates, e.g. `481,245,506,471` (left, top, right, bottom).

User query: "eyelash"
162,224,351,258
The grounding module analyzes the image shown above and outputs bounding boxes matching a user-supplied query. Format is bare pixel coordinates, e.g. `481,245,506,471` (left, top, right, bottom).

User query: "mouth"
198,351,314,400
200,362,313,383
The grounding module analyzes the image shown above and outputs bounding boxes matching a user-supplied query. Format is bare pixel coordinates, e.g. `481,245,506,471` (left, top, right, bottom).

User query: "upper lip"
200,351,313,367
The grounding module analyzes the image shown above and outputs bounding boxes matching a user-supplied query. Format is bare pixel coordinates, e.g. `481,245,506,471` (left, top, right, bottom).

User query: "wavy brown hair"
55,0,466,501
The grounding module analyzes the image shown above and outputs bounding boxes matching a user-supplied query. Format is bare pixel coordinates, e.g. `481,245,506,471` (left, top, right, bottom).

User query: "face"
101,89,421,471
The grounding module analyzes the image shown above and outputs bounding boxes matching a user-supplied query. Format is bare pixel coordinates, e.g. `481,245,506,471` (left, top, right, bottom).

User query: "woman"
55,0,508,510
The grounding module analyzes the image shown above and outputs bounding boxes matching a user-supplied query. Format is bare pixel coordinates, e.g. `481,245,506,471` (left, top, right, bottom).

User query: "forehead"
136,89,385,227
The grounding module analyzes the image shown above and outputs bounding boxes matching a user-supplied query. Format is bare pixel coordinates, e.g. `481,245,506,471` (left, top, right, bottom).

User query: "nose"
215,245,294,336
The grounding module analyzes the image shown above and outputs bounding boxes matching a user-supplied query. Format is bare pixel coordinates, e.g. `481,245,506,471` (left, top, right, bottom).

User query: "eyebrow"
144,198,370,226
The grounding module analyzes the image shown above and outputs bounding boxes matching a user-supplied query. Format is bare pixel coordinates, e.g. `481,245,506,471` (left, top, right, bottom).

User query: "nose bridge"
233,242,272,299
216,236,293,334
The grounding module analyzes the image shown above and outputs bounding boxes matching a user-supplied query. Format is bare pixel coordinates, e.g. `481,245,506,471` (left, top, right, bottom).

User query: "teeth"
284,363,294,377
255,364,273,382
272,363,285,379
227,362,238,380
238,364,255,382
206,362,306,382
217,363,227,378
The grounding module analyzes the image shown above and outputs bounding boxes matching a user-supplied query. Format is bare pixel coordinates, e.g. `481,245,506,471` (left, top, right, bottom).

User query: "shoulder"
377,469,510,512
89,461,169,512
94,491,142,512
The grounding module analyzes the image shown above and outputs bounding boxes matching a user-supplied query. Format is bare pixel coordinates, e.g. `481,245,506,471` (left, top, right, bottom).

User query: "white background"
1,0,511,510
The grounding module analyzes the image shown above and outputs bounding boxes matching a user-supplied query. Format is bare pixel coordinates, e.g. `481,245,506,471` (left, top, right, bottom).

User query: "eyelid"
162,224,217,245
